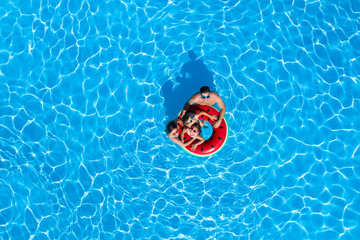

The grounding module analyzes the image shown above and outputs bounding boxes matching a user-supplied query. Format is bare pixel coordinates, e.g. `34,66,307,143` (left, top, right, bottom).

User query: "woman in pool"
180,121,205,150
166,119,196,148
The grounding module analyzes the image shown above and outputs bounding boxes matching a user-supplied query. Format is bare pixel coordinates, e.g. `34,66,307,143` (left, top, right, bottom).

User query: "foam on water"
1,0,360,239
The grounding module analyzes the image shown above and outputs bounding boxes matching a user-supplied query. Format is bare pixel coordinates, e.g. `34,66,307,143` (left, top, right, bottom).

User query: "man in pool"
181,86,226,128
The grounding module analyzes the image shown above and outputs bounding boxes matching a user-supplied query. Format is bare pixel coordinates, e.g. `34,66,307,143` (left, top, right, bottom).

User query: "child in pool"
165,119,196,148
181,111,217,150
182,111,218,128
180,122,205,150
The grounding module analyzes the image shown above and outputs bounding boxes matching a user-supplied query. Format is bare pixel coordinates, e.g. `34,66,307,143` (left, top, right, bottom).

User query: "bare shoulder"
211,92,223,101
189,93,201,104
211,91,220,98
211,92,226,106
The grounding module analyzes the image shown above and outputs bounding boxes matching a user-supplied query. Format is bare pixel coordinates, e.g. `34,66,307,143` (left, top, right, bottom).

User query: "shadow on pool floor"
161,50,217,121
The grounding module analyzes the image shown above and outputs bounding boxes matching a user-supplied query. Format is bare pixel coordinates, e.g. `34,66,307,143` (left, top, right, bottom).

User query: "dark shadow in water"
161,50,217,121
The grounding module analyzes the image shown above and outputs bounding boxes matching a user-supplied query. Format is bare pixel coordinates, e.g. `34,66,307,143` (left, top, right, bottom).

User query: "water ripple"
0,0,360,239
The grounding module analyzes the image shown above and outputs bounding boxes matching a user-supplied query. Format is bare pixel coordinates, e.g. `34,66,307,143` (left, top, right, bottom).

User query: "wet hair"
191,122,202,134
182,112,192,124
200,86,210,94
165,121,177,134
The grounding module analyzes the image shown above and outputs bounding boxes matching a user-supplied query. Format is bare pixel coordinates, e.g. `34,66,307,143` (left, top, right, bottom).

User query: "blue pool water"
1,0,360,239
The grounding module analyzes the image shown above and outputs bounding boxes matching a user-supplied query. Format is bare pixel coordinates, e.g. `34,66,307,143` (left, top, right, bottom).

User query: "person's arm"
213,94,226,128
180,94,198,118
191,135,205,150
198,111,218,121
169,135,196,148
180,127,188,143
175,117,183,125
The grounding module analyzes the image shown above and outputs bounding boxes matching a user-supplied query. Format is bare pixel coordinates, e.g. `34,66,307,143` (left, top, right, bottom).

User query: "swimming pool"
1,0,360,239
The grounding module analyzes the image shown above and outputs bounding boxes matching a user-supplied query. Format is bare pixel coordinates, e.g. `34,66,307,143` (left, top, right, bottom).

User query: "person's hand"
210,115,218,121
191,144,197,150
213,119,221,128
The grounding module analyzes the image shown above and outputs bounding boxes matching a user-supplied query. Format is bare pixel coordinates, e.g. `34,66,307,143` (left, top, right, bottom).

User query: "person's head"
182,112,196,127
200,86,210,99
165,121,178,136
188,122,201,137
188,50,196,62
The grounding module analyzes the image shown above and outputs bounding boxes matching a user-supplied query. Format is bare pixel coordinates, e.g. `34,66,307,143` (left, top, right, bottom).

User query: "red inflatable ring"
178,105,228,157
